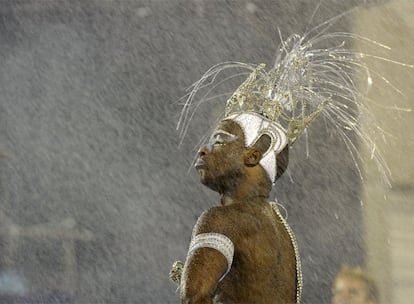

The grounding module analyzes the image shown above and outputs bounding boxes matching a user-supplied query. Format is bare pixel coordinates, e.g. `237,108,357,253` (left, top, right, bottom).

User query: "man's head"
195,113,289,196
332,266,379,304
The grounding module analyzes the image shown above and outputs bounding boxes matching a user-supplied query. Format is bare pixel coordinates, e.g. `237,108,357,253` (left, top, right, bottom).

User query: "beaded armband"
187,232,234,281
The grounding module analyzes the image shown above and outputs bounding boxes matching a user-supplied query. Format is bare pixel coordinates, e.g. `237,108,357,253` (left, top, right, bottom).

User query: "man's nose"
197,145,208,158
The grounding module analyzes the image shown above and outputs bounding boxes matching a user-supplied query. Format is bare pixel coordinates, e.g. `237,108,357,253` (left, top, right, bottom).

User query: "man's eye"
213,135,224,145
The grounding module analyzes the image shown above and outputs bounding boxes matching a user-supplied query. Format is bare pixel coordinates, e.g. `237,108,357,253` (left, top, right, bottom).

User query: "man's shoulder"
194,205,257,237
198,204,244,222
192,206,235,235
197,206,232,225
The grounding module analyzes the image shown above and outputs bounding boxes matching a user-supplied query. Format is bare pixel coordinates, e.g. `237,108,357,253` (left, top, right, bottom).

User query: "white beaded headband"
225,112,287,183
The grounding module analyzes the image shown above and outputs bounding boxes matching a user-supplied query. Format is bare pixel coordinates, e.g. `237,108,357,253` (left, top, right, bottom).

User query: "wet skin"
180,120,297,304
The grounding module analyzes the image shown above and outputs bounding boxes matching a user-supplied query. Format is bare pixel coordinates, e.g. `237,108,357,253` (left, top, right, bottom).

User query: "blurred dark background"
0,0,395,303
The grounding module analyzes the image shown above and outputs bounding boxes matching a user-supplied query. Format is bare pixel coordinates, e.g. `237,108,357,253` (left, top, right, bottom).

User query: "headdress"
178,29,412,185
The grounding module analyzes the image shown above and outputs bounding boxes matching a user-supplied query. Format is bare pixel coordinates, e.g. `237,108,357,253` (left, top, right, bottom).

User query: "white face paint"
206,129,238,151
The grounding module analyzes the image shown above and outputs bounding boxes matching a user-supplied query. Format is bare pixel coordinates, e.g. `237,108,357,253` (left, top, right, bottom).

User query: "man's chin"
197,170,217,190
199,179,223,194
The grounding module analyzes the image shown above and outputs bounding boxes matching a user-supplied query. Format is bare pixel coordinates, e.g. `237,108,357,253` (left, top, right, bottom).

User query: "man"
172,29,386,303
332,265,379,304
178,114,299,303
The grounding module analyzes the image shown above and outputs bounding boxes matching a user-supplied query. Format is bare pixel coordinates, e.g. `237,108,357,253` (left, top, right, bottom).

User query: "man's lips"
194,158,206,170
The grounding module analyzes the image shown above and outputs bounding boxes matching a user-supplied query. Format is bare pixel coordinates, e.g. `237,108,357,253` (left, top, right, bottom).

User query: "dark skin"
180,120,296,304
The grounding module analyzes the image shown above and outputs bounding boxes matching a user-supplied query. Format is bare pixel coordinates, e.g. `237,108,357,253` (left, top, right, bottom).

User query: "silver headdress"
178,29,413,185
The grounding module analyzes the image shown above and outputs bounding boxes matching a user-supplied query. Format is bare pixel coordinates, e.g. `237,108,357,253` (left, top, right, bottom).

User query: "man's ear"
243,134,271,166
243,148,262,166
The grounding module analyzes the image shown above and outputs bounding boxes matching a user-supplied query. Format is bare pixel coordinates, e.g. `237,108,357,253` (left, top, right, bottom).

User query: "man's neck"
217,166,271,206
220,179,269,206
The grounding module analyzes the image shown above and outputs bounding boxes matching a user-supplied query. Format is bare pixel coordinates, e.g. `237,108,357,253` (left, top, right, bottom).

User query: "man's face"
195,120,246,193
332,276,373,304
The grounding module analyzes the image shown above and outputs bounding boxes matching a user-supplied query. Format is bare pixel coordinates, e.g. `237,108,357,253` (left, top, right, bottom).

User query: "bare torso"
192,199,297,303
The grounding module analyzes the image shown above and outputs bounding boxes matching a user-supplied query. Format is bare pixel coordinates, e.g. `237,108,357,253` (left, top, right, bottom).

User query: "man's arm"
180,208,235,304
